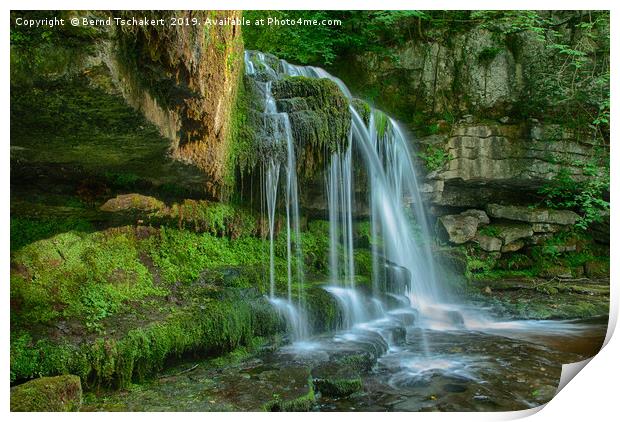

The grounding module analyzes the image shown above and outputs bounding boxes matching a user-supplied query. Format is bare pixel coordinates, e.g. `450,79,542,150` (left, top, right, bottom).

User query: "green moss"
264,376,316,412
305,286,342,333
10,374,83,412
352,98,371,126
271,76,351,178
11,296,283,389
314,376,363,397
10,216,94,251
11,229,164,329
167,200,258,238
225,73,259,192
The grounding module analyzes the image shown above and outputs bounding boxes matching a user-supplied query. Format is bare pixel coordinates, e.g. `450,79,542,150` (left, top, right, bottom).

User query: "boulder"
532,223,562,233
501,239,525,253
10,375,82,412
439,209,490,244
475,234,502,252
439,214,479,244
100,193,166,213
496,224,534,245
460,209,490,225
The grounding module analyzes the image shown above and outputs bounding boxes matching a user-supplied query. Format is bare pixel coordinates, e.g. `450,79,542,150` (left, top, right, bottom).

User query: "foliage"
539,163,609,230
417,145,452,171
243,11,431,66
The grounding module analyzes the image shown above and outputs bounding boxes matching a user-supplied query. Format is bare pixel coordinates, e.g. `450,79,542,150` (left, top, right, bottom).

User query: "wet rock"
501,239,524,253
475,234,502,252
446,310,465,328
314,376,363,398
100,193,166,213
391,326,408,345
385,261,412,294
11,375,82,412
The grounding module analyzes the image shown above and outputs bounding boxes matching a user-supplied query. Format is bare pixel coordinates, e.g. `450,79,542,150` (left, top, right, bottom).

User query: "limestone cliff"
11,10,244,198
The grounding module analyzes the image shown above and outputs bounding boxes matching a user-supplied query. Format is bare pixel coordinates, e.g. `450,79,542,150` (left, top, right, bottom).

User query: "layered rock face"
420,122,598,209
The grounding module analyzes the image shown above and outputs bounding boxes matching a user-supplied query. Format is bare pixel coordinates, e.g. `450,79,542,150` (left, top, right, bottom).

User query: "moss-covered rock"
313,376,363,398
10,375,82,412
271,76,351,179
100,194,166,213
264,376,316,412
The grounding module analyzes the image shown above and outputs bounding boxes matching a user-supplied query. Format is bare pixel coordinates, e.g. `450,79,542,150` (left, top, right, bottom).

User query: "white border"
2,1,618,421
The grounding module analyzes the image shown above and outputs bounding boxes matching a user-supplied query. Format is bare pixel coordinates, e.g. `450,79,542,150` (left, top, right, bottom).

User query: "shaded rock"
439,215,478,244
313,376,363,398
439,209,489,244
487,204,578,225
584,261,609,278
532,223,562,233
460,209,490,225
100,193,166,213
539,266,572,279
501,239,525,253
475,234,502,252
10,375,82,412
496,224,533,245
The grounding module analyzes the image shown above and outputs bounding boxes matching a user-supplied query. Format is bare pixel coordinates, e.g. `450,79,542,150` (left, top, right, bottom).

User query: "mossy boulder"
314,376,363,398
10,375,82,412
271,76,351,178
100,193,167,213
264,376,316,412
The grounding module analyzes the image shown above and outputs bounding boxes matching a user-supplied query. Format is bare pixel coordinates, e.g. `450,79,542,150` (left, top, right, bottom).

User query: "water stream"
240,50,605,403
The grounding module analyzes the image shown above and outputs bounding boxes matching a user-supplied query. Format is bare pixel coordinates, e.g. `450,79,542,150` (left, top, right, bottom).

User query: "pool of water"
83,310,606,412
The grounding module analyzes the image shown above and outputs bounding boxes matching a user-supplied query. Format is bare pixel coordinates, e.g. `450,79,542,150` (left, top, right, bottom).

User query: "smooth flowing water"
242,50,605,400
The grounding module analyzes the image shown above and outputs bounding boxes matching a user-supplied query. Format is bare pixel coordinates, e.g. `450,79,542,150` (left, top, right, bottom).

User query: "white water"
244,50,590,357
245,51,307,341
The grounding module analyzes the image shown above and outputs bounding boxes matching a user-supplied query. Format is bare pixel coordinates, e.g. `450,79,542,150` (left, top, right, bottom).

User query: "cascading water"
245,50,475,347
245,51,308,341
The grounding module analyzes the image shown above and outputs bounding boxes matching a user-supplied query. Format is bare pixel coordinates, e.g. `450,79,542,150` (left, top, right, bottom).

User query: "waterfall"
245,50,451,341
245,51,308,341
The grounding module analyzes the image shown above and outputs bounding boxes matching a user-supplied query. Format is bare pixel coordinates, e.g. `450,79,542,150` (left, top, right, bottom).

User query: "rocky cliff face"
420,122,598,209
11,10,244,198
326,12,609,280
